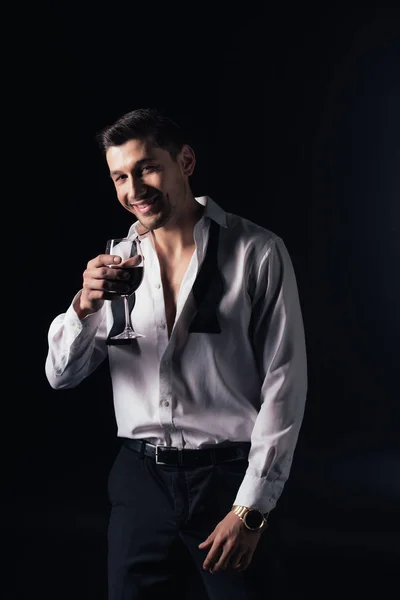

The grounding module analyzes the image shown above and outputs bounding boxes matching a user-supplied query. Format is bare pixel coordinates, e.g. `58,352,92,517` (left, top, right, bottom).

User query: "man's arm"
233,235,308,512
45,291,108,389
45,250,139,389
199,236,307,572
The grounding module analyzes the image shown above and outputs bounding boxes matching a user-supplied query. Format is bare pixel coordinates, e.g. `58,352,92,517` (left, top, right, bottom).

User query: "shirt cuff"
232,470,286,514
53,293,104,372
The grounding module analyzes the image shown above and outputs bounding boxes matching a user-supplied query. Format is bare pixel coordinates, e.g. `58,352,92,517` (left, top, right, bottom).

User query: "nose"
126,176,145,203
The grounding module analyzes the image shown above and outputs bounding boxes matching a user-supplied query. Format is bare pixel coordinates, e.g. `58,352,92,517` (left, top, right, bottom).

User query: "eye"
142,163,161,174
115,174,127,182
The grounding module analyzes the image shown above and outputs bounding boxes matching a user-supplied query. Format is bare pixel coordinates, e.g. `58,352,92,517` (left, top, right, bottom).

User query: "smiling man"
45,108,308,599
108,139,196,227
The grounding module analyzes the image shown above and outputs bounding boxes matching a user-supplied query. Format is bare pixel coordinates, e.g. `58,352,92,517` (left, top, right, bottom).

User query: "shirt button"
155,283,161,289
158,322,166,329
160,399,170,407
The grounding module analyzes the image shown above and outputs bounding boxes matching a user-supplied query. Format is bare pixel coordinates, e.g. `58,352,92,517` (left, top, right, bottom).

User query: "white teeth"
130,197,157,210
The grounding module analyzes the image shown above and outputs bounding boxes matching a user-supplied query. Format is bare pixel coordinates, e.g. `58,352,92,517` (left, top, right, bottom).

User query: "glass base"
111,329,145,340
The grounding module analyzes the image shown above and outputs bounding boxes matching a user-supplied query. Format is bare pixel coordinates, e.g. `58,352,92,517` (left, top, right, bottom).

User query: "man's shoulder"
224,211,279,248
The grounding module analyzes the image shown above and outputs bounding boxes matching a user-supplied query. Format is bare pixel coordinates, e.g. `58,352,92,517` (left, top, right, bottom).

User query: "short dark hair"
96,108,186,159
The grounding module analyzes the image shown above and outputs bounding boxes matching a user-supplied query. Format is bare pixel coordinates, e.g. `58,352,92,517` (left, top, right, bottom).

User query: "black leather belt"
123,438,251,466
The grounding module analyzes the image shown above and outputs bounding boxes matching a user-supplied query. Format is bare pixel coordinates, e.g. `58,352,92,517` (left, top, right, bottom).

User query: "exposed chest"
158,249,195,336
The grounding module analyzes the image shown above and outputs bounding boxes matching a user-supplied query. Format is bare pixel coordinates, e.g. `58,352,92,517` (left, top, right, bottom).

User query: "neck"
152,198,204,257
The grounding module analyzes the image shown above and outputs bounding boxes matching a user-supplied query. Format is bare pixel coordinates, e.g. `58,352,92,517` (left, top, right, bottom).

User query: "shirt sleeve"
45,291,108,389
233,237,308,514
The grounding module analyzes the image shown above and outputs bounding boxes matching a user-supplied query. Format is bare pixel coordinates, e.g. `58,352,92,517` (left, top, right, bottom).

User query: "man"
45,108,307,599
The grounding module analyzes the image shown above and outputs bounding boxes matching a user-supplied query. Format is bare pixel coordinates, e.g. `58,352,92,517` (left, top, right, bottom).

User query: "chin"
137,214,161,231
148,211,173,230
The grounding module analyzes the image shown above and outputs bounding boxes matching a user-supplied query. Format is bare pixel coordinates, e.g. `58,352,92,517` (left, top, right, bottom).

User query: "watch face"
245,509,264,530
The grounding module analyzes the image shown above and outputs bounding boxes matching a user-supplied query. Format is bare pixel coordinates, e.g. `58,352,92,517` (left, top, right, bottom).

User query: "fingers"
199,533,215,571
198,535,213,550
81,288,118,304
206,545,253,574
233,550,252,572
87,254,122,269
82,254,143,306
87,254,142,269
202,539,223,572
209,541,235,572
199,535,255,574
198,514,260,574
229,547,245,570
201,537,242,573
83,267,131,295
78,253,141,316
85,264,130,284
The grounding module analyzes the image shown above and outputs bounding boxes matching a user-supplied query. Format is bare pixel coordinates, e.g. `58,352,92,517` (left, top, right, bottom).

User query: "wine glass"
106,237,145,340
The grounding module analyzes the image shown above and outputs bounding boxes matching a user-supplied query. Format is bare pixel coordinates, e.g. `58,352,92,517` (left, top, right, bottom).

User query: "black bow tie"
106,220,223,345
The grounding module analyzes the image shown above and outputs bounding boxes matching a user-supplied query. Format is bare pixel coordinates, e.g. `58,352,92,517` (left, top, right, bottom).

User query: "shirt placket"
141,219,208,443
144,241,174,432
160,219,208,446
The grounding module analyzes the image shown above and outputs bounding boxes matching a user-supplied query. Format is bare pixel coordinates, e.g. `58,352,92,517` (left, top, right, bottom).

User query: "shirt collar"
128,195,227,240
196,196,228,228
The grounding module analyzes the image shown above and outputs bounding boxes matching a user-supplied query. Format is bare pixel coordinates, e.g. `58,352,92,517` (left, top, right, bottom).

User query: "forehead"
106,139,167,170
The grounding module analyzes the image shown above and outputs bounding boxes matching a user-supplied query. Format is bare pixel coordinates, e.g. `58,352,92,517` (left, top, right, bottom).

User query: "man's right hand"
74,253,142,319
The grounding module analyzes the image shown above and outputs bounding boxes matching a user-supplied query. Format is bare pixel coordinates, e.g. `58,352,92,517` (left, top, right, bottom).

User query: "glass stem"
123,296,133,331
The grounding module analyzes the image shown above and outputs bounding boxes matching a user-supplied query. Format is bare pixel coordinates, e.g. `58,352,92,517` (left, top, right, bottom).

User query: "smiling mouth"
130,195,159,214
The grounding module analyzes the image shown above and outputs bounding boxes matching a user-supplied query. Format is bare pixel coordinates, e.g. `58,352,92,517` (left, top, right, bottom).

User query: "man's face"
106,138,192,231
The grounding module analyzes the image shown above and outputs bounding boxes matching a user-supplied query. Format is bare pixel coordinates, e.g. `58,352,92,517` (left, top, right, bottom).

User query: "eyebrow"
110,157,156,178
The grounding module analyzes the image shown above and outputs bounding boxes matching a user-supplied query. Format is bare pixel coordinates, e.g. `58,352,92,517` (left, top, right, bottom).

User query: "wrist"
231,505,269,532
73,292,96,320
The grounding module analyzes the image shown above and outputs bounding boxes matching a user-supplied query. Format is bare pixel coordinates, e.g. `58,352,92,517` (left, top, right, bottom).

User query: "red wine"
119,266,144,295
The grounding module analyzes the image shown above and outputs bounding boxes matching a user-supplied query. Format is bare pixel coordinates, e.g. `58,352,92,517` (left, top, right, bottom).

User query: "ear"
179,144,196,177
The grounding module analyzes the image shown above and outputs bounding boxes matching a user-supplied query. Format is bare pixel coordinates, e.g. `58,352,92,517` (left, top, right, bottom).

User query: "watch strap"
231,504,268,531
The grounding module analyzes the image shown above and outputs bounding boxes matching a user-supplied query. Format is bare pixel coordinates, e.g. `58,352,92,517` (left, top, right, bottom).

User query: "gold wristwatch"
231,505,269,532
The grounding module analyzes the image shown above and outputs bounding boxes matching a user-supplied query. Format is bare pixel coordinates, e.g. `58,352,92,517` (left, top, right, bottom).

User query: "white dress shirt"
45,196,307,513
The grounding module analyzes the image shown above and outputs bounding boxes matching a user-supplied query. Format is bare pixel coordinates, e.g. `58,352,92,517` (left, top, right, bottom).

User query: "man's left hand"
198,511,263,573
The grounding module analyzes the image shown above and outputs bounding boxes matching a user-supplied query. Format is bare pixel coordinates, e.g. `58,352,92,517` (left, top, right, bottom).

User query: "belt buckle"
155,445,179,465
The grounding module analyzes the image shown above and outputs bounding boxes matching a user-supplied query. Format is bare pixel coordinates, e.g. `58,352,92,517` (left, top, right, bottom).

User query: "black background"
12,2,400,599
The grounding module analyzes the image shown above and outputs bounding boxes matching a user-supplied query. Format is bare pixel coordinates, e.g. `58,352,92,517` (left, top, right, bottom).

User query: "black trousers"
107,443,288,600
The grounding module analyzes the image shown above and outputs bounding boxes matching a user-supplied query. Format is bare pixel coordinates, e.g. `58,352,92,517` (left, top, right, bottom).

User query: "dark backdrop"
12,2,400,599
